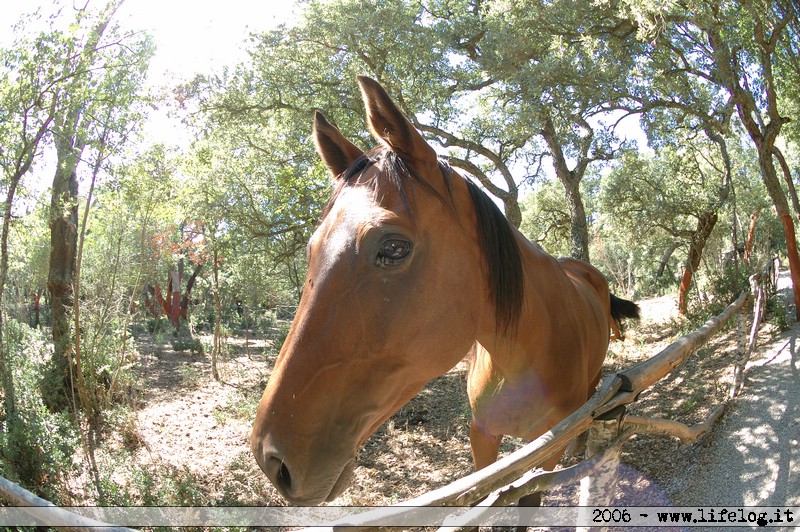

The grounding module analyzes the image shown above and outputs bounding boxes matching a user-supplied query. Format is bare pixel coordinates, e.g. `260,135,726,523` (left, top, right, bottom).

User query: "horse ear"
313,111,364,180
357,76,437,168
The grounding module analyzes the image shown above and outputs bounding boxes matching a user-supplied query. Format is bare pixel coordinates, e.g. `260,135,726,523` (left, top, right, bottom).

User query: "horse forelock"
320,147,441,225
319,148,524,335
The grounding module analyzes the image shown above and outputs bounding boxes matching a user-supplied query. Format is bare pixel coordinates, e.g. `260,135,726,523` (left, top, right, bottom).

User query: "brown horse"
251,76,639,506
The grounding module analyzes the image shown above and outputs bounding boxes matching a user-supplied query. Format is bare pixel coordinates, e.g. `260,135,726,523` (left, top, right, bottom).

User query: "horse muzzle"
253,440,356,505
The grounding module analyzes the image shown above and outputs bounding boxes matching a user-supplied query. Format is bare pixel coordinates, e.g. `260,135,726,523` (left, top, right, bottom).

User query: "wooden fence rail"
0,475,135,532
0,271,773,530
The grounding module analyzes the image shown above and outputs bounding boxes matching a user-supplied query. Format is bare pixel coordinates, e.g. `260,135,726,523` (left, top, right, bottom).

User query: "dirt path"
670,274,799,508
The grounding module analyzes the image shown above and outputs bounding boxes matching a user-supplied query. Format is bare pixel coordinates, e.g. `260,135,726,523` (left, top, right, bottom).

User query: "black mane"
461,176,524,335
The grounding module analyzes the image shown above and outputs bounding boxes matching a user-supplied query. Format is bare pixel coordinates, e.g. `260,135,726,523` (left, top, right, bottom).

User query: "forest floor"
86,271,798,519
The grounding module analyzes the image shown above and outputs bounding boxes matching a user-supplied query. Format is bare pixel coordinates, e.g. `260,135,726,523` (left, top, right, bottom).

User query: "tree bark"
180,263,203,320
542,117,591,262
44,0,126,410
72,138,107,420
169,268,181,327
564,180,590,263
678,211,718,314
656,241,680,278
755,146,800,318
773,146,800,221
32,291,42,329
212,249,221,381
743,207,761,263
0,177,23,421
705,7,800,319
45,162,80,411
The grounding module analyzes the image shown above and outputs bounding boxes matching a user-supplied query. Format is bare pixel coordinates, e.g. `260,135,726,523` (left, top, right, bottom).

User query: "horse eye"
376,239,411,267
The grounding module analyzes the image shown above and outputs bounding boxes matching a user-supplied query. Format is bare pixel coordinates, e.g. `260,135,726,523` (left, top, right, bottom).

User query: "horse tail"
609,294,640,340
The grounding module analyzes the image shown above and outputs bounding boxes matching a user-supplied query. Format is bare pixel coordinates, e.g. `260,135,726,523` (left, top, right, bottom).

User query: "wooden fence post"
731,272,766,398
577,405,626,527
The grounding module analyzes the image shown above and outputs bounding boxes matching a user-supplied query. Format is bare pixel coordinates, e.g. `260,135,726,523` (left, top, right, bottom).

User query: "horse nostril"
278,461,292,490
260,453,293,495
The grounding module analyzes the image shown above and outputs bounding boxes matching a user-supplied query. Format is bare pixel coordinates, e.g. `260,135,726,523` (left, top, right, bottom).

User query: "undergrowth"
0,319,81,503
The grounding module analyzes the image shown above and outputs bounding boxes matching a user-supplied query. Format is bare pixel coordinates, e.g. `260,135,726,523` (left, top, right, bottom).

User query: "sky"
1,0,295,81
1,0,298,190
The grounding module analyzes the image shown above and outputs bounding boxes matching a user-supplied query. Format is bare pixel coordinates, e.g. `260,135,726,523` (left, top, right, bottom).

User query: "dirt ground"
94,282,789,512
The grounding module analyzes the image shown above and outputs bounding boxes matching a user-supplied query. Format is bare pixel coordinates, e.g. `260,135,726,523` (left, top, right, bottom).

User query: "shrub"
0,319,80,502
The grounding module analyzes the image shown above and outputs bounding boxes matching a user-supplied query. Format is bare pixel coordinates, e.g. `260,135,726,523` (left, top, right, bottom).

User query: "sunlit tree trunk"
45,157,80,411
678,212,718,315
705,7,800,319
212,248,221,381
542,117,592,262
656,242,680,279
743,207,761,263
0,177,23,420
44,0,126,410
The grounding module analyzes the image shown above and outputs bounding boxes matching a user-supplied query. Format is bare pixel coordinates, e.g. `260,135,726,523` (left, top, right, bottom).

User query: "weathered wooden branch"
401,374,624,507
731,269,769,397
578,408,627,515
623,404,726,444
614,288,750,397
0,475,136,532
437,429,636,532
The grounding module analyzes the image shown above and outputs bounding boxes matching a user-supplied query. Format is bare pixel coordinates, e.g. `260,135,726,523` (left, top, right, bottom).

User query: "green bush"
765,298,789,331
92,448,210,506
0,319,80,502
707,263,751,308
256,309,277,332
171,336,204,355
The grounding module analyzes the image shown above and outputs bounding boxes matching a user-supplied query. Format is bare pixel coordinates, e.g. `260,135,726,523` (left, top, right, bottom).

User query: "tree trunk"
1,105,55,418
656,241,680,278
502,197,522,229
169,268,181,327
45,162,80,411
743,207,761,263
542,118,591,262
180,263,203,321
144,262,202,329
212,249,221,381
773,147,800,221
143,284,161,319
756,147,800,320
564,180,590,263
43,0,126,411
72,148,105,420
32,291,42,329
705,14,799,320
678,211,718,314
0,176,23,421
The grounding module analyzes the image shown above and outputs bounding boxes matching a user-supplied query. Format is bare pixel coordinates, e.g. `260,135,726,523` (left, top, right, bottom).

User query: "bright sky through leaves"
1,0,296,83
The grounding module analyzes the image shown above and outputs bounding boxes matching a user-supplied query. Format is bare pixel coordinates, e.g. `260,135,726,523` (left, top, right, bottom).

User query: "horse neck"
475,231,563,366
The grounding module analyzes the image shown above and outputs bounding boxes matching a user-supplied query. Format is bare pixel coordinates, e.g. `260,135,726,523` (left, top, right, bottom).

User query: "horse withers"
251,76,639,506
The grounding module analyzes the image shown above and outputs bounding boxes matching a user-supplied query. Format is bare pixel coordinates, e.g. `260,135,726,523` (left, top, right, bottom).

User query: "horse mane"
322,147,524,335
460,175,524,336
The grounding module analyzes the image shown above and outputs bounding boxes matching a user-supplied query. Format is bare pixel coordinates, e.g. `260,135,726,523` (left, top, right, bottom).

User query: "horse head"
251,77,494,504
